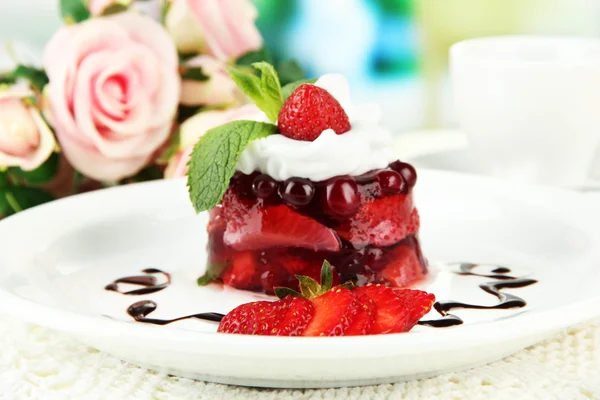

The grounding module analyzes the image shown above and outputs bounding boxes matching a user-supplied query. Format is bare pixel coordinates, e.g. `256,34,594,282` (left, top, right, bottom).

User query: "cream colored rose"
0,85,56,171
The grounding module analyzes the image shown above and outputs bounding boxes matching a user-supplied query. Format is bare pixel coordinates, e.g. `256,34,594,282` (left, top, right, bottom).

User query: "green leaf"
0,171,7,187
320,260,333,292
156,130,181,164
3,186,55,213
228,63,283,122
235,48,272,67
8,152,59,185
282,78,317,101
276,59,306,86
187,120,277,212
181,67,210,82
197,261,227,286
60,0,91,24
296,275,321,298
100,3,129,15
274,287,302,299
11,65,49,92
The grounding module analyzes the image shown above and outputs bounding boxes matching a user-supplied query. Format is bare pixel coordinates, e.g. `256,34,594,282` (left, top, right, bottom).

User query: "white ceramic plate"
0,170,599,388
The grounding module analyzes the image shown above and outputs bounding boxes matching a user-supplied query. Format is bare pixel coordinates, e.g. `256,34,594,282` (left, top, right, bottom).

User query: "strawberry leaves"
187,121,277,213
275,260,334,300
228,62,283,123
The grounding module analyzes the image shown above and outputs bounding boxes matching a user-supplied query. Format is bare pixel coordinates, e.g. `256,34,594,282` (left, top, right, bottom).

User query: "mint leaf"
282,78,317,101
228,63,283,122
277,59,306,86
60,0,91,24
187,120,277,212
197,261,227,286
8,152,58,185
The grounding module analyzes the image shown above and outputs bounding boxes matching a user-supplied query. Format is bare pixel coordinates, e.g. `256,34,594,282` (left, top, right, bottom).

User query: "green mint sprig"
187,61,315,213
187,121,277,212
228,62,283,123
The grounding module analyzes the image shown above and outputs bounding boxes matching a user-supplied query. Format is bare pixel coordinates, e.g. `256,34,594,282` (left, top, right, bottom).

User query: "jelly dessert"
187,62,428,294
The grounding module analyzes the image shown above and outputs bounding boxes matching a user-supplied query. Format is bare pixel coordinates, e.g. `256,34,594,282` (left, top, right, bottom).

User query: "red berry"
278,84,351,141
393,289,435,331
260,264,291,295
353,284,409,334
335,194,418,247
252,174,278,199
344,289,376,335
302,288,360,336
376,170,406,195
268,296,314,336
391,161,417,189
378,241,426,288
280,178,315,207
323,176,360,218
221,251,260,290
218,300,284,334
218,295,314,336
223,204,341,252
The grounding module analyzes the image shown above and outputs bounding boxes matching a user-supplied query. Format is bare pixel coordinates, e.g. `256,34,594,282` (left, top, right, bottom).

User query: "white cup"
450,36,600,189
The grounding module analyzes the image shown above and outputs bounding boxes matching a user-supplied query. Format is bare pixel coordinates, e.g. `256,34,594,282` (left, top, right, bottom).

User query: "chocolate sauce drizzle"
106,263,537,329
127,300,224,325
418,263,537,328
105,268,171,295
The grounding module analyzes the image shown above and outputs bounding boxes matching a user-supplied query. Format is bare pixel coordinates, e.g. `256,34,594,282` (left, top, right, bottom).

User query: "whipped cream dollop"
236,74,397,182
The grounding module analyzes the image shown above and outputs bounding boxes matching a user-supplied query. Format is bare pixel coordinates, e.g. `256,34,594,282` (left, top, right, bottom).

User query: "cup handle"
585,148,600,190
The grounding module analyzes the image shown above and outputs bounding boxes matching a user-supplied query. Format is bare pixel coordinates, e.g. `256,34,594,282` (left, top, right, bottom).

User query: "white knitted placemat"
0,315,598,400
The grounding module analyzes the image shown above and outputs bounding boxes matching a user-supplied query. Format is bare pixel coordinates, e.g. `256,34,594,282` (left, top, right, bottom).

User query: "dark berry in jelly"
376,170,406,195
280,178,315,207
234,172,260,198
252,174,278,199
323,176,360,218
391,161,417,189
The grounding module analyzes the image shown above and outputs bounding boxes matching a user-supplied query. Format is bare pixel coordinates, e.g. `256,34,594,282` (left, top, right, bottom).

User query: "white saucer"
0,171,599,388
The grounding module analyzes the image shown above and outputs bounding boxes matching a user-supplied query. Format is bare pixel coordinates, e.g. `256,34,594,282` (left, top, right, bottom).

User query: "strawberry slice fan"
218,261,435,336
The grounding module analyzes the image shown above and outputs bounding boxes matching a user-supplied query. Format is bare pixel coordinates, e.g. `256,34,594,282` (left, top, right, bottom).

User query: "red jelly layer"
203,162,428,294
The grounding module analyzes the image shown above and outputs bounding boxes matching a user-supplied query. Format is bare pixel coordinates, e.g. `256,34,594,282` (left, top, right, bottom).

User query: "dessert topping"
277,84,351,141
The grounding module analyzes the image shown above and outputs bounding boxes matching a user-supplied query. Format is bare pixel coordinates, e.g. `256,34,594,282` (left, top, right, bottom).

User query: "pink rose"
43,12,180,181
166,0,263,61
165,105,266,178
0,85,56,171
181,55,243,107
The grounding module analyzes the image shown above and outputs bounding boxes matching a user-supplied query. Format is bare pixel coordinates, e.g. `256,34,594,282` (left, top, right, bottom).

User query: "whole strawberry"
278,84,351,141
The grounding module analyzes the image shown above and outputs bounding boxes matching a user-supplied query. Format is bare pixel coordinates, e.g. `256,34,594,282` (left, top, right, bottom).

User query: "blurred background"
3,0,600,132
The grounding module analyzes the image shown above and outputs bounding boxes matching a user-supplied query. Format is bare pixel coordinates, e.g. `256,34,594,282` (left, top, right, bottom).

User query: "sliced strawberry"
218,300,284,334
224,204,341,252
394,289,435,331
302,288,360,336
353,284,409,334
278,84,351,141
344,289,376,335
269,296,314,336
336,194,418,247
221,251,260,290
378,243,426,288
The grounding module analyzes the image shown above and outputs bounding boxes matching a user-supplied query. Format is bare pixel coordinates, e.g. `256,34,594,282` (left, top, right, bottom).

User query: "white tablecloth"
0,315,598,399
